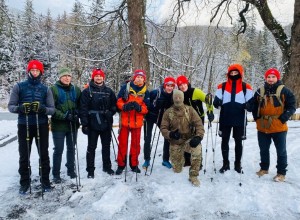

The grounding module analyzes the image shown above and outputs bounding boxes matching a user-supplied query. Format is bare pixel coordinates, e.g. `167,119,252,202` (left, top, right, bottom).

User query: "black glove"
31,101,46,114
245,101,253,112
207,111,214,123
205,93,213,106
213,98,222,109
19,103,31,114
132,101,142,112
189,136,202,148
169,129,181,140
104,110,113,119
123,102,134,112
65,112,75,122
82,126,89,135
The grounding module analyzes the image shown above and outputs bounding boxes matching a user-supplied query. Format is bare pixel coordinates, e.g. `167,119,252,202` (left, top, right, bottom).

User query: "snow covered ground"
0,113,299,220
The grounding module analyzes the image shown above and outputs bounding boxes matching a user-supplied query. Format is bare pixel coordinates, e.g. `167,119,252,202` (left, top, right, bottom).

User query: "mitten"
169,129,181,140
189,136,202,148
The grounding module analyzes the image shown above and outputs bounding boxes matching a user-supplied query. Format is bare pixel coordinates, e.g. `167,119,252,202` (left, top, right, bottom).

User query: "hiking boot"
67,171,77,179
273,174,285,182
103,167,115,175
256,169,269,177
189,176,200,187
219,160,230,173
42,184,52,192
87,171,94,179
142,160,150,169
19,184,30,194
162,161,173,169
52,176,62,184
115,166,125,175
234,161,242,174
131,166,141,173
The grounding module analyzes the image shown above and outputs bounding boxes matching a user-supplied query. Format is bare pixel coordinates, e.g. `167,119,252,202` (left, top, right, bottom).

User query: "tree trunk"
285,0,300,107
127,0,150,83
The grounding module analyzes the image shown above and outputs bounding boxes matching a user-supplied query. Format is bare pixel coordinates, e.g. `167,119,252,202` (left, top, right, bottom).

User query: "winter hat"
163,76,176,88
173,89,184,107
176,75,189,87
133,69,146,81
227,63,244,76
265,68,280,80
27,60,44,74
91,69,105,80
58,68,72,78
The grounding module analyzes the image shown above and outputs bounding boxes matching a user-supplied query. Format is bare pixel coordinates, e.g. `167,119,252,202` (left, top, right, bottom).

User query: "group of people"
8,60,296,194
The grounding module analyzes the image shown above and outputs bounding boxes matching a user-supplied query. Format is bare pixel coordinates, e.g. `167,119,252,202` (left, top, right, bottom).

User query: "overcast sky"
6,0,295,27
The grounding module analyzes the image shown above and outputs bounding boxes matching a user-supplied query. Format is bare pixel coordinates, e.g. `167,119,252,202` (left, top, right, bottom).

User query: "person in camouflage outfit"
160,89,205,186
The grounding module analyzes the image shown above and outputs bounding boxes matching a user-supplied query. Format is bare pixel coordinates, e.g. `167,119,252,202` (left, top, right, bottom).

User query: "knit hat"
58,68,72,78
173,89,184,107
265,68,280,80
133,69,146,81
91,69,105,80
176,75,189,87
227,64,244,76
163,76,176,88
27,60,44,74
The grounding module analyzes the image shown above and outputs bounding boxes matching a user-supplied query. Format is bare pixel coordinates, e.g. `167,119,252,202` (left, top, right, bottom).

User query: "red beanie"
133,69,146,81
91,69,105,80
227,63,244,76
176,75,189,87
27,60,44,74
265,68,280,80
163,76,176,88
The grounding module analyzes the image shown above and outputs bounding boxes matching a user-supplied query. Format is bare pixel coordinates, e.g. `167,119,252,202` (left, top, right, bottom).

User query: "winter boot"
219,160,230,173
234,161,242,174
19,184,30,195
162,161,173,169
52,176,62,184
142,160,150,169
67,170,77,179
115,166,125,175
189,176,200,187
103,167,115,175
273,174,285,182
87,171,94,179
131,166,141,173
42,184,52,192
256,169,268,177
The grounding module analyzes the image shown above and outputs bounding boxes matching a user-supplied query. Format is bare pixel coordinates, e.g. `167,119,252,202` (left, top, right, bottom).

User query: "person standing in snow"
251,68,295,182
176,75,214,168
213,63,253,174
8,60,55,194
50,68,81,183
80,69,117,178
160,89,205,186
115,69,150,175
142,76,176,170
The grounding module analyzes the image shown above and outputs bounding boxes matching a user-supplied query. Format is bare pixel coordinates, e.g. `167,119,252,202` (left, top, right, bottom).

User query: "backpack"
258,85,284,107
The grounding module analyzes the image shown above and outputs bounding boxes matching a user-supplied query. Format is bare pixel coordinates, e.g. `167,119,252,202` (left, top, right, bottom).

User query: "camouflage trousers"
170,142,202,177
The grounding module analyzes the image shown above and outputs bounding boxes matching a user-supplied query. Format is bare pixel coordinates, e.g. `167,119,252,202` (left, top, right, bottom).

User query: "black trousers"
86,128,112,172
18,123,50,186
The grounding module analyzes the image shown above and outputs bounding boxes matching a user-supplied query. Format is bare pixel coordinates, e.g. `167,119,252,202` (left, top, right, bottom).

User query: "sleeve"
160,109,171,140
213,84,223,109
279,87,296,123
45,88,55,115
251,89,260,121
109,89,117,115
7,84,20,113
79,89,90,126
50,86,66,120
191,108,205,138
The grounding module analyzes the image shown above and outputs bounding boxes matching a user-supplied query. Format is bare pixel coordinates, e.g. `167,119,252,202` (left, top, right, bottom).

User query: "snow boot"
256,169,268,177
67,170,77,179
189,176,200,187
87,171,94,179
219,160,230,173
234,161,242,173
103,167,115,175
19,184,30,195
142,160,150,169
53,176,62,184
131,166,141,173
42,184,52,192
162,161,173,169
273,174,285,182
115,166,125,175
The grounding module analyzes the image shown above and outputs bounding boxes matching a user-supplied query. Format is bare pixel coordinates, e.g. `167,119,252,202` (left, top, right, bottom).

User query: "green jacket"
50,81,81,132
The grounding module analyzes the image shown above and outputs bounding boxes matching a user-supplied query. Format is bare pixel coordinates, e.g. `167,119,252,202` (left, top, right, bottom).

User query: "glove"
65,112,74,122
213,98,222,109
31,101,46,114
132,101,142,112
205,93,213,106
19,103,31,114
189,136,202,148
207,111,214,123
123,102,134,112
169,129,181,140
82,126,89,135
104,110,113,119
245,101,253,112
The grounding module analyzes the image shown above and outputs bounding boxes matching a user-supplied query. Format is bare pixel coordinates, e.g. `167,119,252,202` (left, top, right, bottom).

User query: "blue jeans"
52,131,77,177
258,131,287,175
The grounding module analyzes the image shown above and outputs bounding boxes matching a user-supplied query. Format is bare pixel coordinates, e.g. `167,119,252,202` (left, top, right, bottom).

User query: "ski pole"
111,128,117,162
149,131,161,175
35,113,44,199
203,121,211,175
70,121,80,191
239,109,247,187
25,111,32,194
211,109,220,181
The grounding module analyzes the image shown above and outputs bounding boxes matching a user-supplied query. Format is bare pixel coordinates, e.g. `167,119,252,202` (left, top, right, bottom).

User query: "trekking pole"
25,110,32,194
70,121,80,191
111,128,117,162
124,130,130,182
239,109,247,187
149,131,161,175
203,121,211,175
35,113,44,199
211,110,220,181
